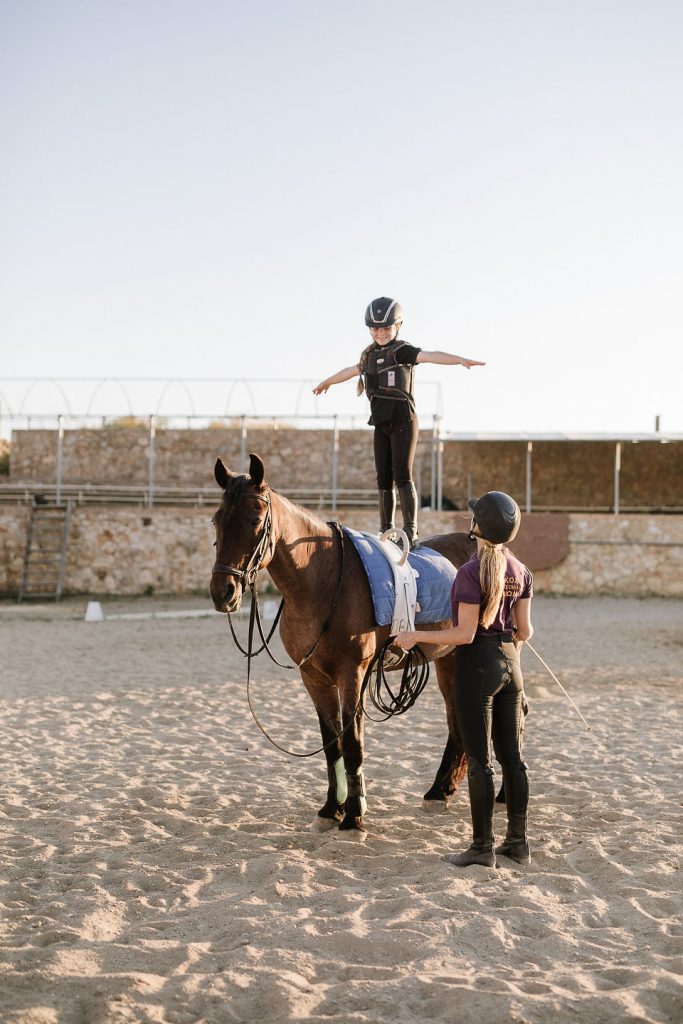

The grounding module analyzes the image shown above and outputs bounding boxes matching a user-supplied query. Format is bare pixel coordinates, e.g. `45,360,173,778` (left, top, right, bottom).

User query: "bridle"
211,490,275,590
211,483,345,669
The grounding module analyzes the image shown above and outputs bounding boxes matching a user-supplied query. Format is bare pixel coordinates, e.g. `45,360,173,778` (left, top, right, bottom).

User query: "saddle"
343,527,458,631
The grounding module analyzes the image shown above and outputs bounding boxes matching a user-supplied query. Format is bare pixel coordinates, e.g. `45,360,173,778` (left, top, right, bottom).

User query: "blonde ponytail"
478,542,507,628
356,342,374,396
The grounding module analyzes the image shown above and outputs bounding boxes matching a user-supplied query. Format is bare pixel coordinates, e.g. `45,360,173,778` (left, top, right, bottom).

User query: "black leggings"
453,634,525,770
373,417,419,489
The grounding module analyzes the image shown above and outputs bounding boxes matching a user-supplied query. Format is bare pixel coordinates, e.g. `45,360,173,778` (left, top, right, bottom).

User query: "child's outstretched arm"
312,364,360,395
416,351,485,368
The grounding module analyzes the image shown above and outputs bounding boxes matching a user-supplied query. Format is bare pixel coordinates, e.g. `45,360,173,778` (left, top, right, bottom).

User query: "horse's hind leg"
300,670,346,828
423,653,468,807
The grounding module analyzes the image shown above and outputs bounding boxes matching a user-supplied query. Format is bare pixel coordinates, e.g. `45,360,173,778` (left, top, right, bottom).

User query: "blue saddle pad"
343,527,457,628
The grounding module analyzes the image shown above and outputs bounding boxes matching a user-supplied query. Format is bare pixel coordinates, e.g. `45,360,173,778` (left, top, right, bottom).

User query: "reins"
246,627,431,759
361,638,430,721
240,519,346,674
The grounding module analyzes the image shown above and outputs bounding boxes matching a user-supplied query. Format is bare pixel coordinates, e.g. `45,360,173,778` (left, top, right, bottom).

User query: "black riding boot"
496,761,530,864
378,488,396,534
397,482,419,549
446,758,496,867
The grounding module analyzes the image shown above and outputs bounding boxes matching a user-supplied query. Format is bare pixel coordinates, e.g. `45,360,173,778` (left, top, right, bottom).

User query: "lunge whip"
523,640,593,734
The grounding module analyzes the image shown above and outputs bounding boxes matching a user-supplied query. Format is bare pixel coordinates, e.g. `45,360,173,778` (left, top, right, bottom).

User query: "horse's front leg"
300,669,346,829
423,652,468,808
338,671,367,833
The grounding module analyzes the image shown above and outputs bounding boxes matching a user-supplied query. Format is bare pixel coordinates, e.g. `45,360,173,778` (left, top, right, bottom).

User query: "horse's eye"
213,541,216,547
251,518,260,526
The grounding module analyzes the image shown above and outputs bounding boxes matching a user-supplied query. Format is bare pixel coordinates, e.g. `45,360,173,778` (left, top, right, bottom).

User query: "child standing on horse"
312,297,485,548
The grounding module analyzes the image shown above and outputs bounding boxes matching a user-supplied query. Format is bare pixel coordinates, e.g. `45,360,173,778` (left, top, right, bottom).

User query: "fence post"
331,415,339,514
526,441,533,513
613,442,621,515
430,416,438,509
148,415,156,509
436,417,443,512
240,415,247,472
56,414,64,505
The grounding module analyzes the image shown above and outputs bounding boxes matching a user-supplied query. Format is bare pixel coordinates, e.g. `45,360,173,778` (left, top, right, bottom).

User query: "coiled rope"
360,638,431,722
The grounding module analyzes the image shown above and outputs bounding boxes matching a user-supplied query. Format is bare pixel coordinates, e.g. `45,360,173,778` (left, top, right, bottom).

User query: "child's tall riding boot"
378,488,396,534
397,482,419,549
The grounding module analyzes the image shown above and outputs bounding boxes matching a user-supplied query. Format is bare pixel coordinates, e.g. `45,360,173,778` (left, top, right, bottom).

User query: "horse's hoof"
310,815,338,833
421,798,450,815
338,815,367,834
337,825,368,842
317,801,344,823
423,784,454,803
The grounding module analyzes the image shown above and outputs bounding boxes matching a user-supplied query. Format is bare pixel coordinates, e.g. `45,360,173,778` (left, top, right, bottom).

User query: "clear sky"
1,0,681,434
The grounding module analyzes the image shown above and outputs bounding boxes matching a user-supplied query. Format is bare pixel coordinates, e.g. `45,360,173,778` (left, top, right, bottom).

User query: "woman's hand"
392,630,419,651
459,357,486,369
312,381,330,395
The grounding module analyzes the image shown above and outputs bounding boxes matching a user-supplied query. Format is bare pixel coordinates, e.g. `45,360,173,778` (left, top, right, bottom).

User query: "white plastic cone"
84,601,104,622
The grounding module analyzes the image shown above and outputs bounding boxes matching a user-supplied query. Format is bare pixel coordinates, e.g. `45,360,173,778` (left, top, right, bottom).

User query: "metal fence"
0,412,446,513
2,412,681,514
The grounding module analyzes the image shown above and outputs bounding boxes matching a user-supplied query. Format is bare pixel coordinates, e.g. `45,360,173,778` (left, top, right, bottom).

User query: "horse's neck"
266,494,336,600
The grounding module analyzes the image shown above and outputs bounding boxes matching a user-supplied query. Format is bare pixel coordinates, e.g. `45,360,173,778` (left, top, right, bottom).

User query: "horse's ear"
214,458,233,490
248,453,265,487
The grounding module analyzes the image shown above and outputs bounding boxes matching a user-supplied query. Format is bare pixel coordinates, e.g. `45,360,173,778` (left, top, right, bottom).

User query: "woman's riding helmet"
468,491,521,545
365,297,403,327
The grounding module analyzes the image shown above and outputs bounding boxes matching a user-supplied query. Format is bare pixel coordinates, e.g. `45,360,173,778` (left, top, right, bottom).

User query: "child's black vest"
363,340,415,406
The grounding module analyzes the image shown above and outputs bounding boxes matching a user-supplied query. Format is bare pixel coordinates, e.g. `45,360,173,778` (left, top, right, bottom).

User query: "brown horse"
210,453,475,833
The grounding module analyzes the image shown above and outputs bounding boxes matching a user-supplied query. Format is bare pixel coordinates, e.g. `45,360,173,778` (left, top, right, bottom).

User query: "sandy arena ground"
0,594,681,1024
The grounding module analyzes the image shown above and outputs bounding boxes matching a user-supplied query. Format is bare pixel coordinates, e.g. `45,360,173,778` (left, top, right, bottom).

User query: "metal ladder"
17,499,73,602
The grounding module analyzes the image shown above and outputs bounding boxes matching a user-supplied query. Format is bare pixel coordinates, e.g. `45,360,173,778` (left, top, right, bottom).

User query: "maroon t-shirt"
450,550,533,636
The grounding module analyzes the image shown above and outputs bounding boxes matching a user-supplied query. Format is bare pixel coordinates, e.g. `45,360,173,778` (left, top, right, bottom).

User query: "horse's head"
210,453,275,613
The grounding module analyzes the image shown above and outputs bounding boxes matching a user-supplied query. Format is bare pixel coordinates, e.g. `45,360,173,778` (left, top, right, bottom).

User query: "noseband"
211,490,274,588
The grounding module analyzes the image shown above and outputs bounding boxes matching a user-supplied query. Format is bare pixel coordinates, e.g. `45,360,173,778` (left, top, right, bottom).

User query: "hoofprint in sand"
0,596,681,1024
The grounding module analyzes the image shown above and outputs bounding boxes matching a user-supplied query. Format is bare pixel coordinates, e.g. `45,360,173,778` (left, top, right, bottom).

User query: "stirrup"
379,528,410,566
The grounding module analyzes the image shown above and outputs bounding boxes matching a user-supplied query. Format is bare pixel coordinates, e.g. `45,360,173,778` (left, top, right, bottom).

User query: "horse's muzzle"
209,573,243,614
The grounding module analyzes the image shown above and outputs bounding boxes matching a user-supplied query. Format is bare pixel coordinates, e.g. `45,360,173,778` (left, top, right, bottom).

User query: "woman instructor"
393,491,533,868
313,297,484,548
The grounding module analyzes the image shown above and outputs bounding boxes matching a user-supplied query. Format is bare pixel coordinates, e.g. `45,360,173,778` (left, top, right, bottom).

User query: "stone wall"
8,427,682,509
1,508,681,599
7,427,385,490
442,439,683,509
531,514,683,596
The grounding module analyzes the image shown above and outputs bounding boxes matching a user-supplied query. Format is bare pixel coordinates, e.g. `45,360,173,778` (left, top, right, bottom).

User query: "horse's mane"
220,476,330,533
278,493,332,532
